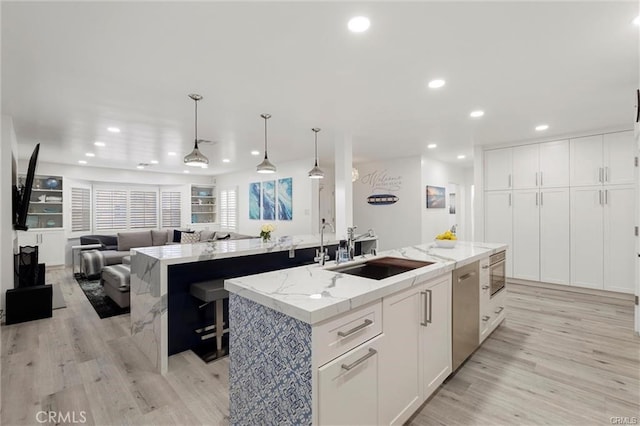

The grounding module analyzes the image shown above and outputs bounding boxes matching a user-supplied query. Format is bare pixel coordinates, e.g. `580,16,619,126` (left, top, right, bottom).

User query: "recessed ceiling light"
183,170,190,174
107,127,120,133
633,15,639,25
535,124,549,131
168,152,177,156
150,160,159,164
470,110,484,118
428,79,446,89
78,160,87,165
251,150,260,156
348,16,370,33
137,165,144,169
85,152,95,157
222,158,230,163
94,141,105,147
309,293,322,299
457,155,466,159
427,143,437,149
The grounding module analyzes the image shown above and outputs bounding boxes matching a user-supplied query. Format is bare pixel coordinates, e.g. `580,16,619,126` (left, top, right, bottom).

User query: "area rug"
74,274,129,319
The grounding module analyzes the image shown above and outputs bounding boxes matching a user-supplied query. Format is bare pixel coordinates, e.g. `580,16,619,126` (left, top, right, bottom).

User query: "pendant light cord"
264,116,268,159
194,99,198,147
314,131,319,166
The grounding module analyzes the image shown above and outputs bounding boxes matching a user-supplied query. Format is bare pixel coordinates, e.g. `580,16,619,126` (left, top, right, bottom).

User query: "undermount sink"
329,256,435,280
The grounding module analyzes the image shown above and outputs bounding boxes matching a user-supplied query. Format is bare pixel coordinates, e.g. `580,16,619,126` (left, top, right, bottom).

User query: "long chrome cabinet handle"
508,174,511,188
605,189,608,205
535,172,538,187
495,306,505,314
540,171,543,186
540,192,543,206
458,271,476,282
420,290,432,326
341,348,377,371
599,190,602,205
337,319,373,338
508,193,511,206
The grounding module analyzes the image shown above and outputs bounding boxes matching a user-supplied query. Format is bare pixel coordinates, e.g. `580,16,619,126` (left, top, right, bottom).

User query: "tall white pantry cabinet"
484,130,636,294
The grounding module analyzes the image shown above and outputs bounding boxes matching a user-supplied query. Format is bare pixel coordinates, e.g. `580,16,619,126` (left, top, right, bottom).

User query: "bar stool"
190,280,229,361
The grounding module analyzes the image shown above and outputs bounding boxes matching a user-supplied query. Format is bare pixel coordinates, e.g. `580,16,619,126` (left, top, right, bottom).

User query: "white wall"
1,116,20,315
420,156,471,243
216,158,318,238
353,156,422,251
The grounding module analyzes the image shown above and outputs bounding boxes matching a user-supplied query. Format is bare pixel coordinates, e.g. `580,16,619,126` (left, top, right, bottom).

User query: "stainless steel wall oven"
489,251,506,297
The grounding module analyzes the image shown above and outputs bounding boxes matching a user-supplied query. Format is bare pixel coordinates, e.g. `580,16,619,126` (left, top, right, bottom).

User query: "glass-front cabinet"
19,174,64,229
190,184,216,224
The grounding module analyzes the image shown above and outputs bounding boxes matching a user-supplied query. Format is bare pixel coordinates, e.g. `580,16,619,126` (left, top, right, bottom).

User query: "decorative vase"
45,177,59,189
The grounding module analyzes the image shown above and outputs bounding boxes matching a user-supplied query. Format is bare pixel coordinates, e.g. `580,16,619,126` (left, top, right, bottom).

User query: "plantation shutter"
129,190,158,229
161,191,182,227
71,187,91,232
95,189,127,230
220,188,237,230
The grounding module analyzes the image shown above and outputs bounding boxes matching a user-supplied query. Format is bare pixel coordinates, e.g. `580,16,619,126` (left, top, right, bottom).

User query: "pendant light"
184,94,209,167
256,113,276,173
308,128,324,179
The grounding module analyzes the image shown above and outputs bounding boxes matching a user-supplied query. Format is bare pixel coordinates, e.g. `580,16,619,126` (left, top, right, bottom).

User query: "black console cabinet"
5,284,52,325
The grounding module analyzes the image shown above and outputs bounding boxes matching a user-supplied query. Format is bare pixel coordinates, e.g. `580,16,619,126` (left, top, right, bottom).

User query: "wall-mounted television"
13,143,40,231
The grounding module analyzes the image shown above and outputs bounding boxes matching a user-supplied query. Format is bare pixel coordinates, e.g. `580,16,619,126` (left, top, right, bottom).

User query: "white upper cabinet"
603,131,636,185
484,148,512,191
512,145,539,189
570,135,603,186
539,140,570,187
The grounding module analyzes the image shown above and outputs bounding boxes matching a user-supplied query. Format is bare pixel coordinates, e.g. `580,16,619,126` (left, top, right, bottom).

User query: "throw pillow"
173,229,194,242
200,230,215,241
181,231,201,244
151,229,168,246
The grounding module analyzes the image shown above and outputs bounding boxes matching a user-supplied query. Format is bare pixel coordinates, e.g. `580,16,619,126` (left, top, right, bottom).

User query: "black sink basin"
330,256,435,280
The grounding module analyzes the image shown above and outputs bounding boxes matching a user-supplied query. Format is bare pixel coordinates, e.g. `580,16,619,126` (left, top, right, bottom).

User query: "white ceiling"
2,1,638,176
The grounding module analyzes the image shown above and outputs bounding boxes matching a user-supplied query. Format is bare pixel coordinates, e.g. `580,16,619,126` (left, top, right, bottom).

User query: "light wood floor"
1,268,638,426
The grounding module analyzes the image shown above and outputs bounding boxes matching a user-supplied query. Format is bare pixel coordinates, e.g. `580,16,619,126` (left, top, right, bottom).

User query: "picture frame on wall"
249,182,261,220
277,177,293,220
262,180,276,220
426,185,446,208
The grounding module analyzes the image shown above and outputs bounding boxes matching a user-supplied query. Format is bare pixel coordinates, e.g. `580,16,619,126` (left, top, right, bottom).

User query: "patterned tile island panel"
229,293,312,425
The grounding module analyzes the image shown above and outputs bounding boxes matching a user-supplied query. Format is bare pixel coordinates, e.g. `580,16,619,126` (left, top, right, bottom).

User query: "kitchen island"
225,240,507,425
129,234,377,374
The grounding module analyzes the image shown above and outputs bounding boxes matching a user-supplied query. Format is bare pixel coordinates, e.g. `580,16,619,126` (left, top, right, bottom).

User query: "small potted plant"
260,223,275,242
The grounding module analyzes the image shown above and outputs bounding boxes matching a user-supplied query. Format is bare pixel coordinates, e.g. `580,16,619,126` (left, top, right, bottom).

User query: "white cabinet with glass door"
190,184,216,225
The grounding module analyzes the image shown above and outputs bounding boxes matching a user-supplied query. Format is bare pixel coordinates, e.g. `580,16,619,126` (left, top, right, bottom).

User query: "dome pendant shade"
256,113,276,173
308,127,324,179
184,93,209,167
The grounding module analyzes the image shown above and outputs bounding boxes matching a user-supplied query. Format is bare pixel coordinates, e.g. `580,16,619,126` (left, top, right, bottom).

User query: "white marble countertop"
131,233,376,266
224,241,507,325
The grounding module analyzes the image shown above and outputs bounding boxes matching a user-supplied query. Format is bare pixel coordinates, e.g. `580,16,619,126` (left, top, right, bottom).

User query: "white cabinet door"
570,186,604,289
318,335,381,426
539,140,570,187
379,285,422,425
421,276,452,400
512,145,539,189
17,230,65,266
479,257,491,344
512,190,540,281
570,135,603,187
540,188,570,285
604,131,636,186
484,148,513,191
603,185,636,293
485,191,513,277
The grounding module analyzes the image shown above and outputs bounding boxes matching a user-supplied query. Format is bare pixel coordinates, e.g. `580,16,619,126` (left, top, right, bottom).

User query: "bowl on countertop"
434,239,457,248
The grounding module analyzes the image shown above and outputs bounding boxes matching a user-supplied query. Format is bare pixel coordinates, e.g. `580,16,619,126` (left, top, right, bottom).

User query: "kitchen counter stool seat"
190,280,229,362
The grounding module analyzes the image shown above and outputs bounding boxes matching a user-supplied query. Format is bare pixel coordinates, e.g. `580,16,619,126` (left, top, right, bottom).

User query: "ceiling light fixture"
427,143,437,149
150,160,159,164
107,127,120,133
348,16,370,33
94,141,105,147
137,165,144,169
78,160,87,165
168,151,176,156
222,158,230,163
535,124,549,131
457,155,466,159
256,113,276,173
251,150,260,156
85,152,95,157
428,79,446,89
470,110,485,118
308,128,325,179
184,94,210,167
183,170,190,174
634,15,640,25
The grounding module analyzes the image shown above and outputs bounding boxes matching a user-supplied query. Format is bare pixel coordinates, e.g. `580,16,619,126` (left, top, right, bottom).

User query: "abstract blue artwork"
277,177,293,220
249,182,261,220
262,180,275,220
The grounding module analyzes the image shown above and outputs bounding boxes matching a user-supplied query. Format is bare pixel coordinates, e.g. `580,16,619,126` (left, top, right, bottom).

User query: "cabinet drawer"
313,300,382,367
489,289,507,331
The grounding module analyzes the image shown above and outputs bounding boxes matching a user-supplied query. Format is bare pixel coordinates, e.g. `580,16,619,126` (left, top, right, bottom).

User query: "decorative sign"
361,169,402,206
277,177,293,220
426,186,446,208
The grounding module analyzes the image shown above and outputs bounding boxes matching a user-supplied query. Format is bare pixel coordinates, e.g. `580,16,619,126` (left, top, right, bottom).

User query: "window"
161,191,182,227
71,187,91,232
129,191,158,229
219,187,238,231
94,189,127,230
